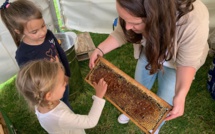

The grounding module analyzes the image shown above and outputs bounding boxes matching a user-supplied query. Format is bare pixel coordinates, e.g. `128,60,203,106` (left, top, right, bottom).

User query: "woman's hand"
89,49,103,69
89,35,121,69
165,66,196,121
165,95,185,121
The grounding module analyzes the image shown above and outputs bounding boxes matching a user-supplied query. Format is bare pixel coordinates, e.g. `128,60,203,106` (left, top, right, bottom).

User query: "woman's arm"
89,34,122,69
89,20,127,69
165,66,196,121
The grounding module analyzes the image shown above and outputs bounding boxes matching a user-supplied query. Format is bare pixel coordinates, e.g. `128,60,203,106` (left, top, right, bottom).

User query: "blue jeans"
61,85,73,110
135,51,176,129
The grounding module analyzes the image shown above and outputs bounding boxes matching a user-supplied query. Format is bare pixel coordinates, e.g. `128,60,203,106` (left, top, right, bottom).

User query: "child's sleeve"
59,95,106,129
15,55,29,67
15,47,31,67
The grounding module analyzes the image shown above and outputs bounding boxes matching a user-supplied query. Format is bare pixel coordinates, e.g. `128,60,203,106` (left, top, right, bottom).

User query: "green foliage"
0,32,215,134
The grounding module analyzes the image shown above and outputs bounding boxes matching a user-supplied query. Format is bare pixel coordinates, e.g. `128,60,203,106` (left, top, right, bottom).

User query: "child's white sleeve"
59,95,106,129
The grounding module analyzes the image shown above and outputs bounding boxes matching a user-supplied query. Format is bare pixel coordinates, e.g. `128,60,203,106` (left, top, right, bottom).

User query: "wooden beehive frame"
85,57,172,134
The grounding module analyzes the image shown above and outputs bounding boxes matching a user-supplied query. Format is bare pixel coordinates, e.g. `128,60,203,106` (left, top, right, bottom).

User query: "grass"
0,32,215,134
0,76,16,89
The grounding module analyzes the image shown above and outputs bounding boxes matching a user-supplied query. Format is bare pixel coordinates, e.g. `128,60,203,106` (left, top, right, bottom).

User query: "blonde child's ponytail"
16,60,64,109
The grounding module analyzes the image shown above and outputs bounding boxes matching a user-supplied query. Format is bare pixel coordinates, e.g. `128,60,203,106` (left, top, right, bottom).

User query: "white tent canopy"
0,0,215,84
61,0,117,33
63,0,215,33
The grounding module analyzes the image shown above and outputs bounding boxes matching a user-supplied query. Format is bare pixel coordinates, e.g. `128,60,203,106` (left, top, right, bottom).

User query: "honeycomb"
85,57,172,134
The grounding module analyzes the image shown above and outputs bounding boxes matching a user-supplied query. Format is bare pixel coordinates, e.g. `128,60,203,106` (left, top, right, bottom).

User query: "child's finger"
92,82,97,86
55,56,60,62
50,58,54,62
102,81,107,85
99,78,104,82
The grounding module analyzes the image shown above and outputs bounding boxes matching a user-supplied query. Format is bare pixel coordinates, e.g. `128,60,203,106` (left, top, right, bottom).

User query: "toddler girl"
16,60,107,134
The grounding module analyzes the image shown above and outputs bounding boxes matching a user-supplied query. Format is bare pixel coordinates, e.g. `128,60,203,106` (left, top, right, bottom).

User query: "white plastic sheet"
202,0,215,28
60,0,117,34
61,0,215,33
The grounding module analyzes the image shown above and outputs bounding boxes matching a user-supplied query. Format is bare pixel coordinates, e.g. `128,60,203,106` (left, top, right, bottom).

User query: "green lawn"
0,32,215,134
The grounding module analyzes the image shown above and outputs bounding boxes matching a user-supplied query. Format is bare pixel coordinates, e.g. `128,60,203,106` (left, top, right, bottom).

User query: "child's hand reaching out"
93,78,107,98
50,55,60,62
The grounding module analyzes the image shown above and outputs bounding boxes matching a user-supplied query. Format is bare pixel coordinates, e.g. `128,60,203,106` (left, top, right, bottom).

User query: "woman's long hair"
117,0,195,74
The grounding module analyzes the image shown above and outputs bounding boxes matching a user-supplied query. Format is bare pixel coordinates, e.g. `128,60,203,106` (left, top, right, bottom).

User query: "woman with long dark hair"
89,0,209,133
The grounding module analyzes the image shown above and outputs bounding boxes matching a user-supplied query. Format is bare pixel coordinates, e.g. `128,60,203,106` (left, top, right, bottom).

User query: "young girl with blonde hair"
16,60,107,134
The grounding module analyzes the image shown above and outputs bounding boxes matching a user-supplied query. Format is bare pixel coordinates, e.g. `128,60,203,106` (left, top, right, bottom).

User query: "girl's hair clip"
6,3,10,8
0,0,10,10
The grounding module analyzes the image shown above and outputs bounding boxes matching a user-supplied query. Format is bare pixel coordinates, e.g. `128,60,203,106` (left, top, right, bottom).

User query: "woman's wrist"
96,47,104,56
